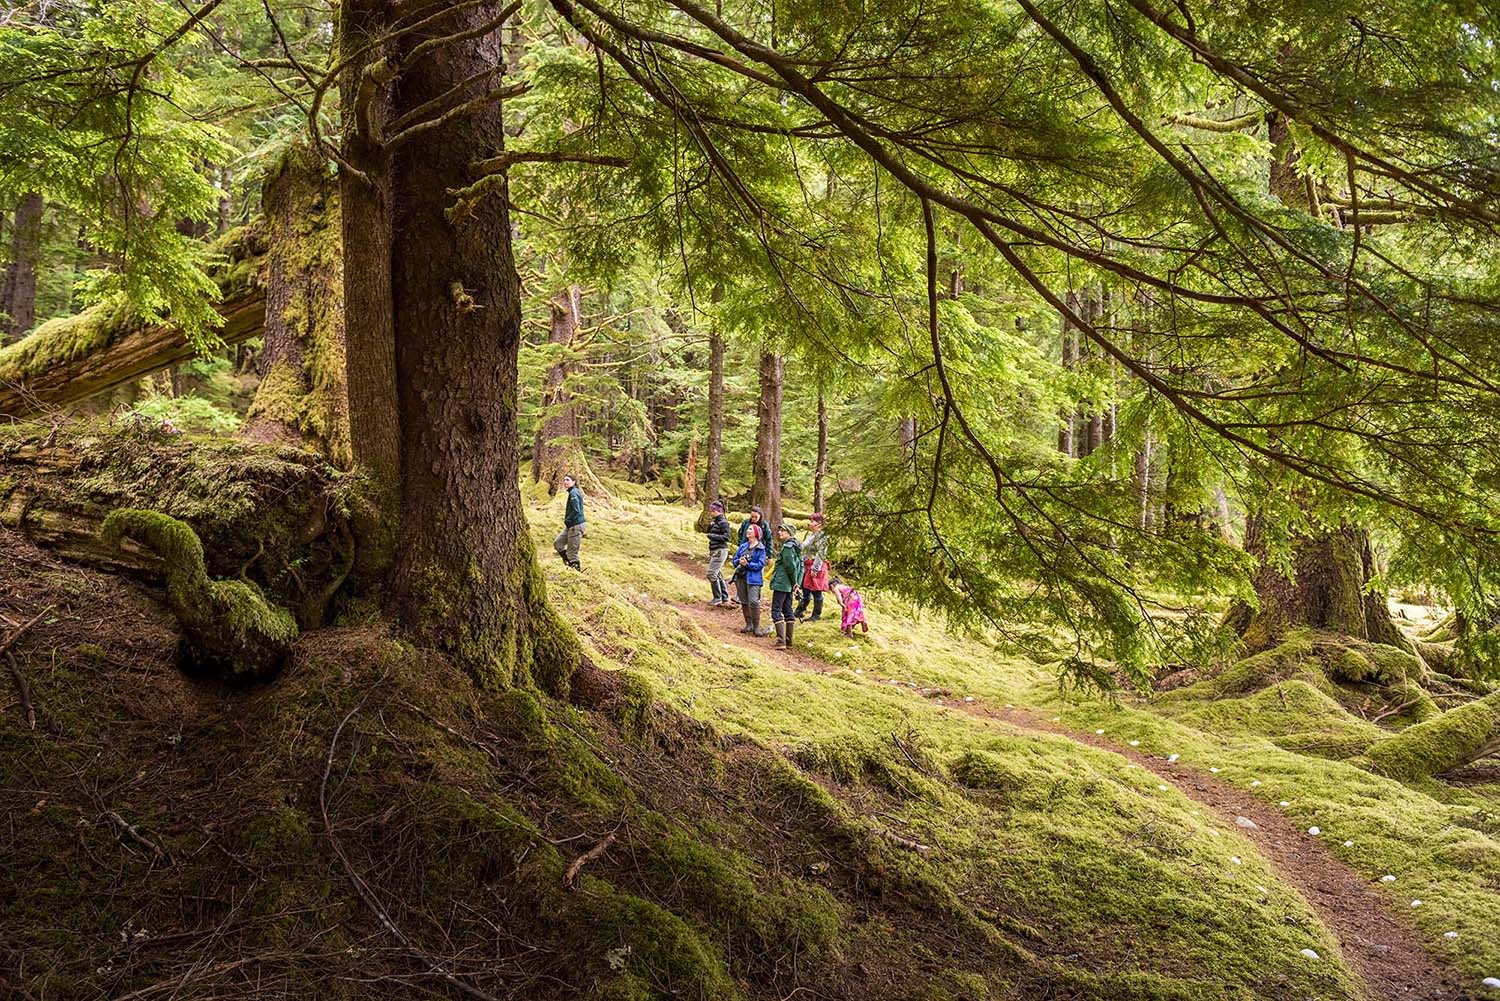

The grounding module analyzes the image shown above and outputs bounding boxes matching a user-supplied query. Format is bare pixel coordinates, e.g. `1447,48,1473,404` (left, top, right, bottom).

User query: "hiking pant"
771,589,795,623
736,578,760,625
553,524,584,564
707,547,728,602
795,589,823,618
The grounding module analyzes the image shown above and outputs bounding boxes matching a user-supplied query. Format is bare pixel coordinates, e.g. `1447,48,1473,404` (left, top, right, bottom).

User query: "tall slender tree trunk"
338,0,402,590
813,391,829,513
532,284,604,497
703,327,725,510
682,436,698,504
1058,291,1079,457
381,0,578,692
2,192,43,343
753,349,784,530
1135,417,1154,531
242,146,349,463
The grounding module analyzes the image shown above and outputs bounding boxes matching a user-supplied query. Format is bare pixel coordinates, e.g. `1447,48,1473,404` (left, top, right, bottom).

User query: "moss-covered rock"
101,508,297,678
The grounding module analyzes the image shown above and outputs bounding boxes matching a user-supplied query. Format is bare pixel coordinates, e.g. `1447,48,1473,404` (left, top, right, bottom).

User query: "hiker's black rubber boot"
784,620,795,649
773,621,787,650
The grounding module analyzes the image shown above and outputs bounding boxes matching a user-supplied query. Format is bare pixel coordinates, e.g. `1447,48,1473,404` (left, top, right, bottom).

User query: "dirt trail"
664,554,1470,1001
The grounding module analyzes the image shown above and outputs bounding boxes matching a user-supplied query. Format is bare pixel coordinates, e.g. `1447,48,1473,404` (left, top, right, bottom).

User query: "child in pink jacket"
833,582,868,637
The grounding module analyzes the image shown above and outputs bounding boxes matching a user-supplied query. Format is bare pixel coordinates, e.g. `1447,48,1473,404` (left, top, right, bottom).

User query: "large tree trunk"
242,146,350,464
752,349,784,530
1234,520,1405,653
813,390,828,513
382,0,578,693
0,228,268,418
2,192,43,343
338,0,403,591
1058,292,1079,457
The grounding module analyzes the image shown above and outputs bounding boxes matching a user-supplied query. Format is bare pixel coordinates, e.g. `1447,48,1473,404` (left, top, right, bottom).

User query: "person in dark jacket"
732,526,769,636
552,474,585,571
769,522,802,649
704,500,732,606
737,505,764,546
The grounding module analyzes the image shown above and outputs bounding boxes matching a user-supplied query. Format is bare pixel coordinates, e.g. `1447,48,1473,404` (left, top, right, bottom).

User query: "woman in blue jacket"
732,526,770,636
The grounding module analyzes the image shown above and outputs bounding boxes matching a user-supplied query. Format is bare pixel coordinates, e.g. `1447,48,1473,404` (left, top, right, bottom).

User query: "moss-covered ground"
530,484,1500,998
3,484,1496,999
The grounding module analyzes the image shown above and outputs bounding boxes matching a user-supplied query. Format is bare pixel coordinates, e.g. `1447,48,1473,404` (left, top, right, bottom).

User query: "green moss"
1363,691,1500,780
101,508,296,677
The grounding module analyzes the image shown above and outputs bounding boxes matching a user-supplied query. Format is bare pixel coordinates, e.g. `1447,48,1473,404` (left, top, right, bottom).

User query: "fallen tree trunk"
0,226,269,419
1362,690,1500,780
0,426,350,627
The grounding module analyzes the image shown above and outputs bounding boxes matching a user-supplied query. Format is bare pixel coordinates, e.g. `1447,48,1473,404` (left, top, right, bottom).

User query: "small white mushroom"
1230,856,1242,865
1279,800,1291,807
1157,784,1169,792
1250,780,1262,787
1411,900,1423,908
1481,976,1500,989
964,696,974,702
1209,767,1221,773
1381,875,1397,883
1444,931,1459,940
1300,949,1321,961
1307,826,1321,836
1095,729,1106,735
1167,753,1180,763
1128,740,1140,747
1343,840,1354,847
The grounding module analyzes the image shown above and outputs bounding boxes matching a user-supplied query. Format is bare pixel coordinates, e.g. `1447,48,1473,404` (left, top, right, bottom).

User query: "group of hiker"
552,476,867,650
703,501,866,650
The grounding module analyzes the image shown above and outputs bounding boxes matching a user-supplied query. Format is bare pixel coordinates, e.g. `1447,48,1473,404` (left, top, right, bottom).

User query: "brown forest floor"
665,552,1470,1001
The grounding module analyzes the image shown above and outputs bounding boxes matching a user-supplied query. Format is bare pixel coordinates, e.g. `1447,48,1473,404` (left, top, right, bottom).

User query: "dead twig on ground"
563,830,617,887
6,651,34,729
103,810,171,863
0,604,55,660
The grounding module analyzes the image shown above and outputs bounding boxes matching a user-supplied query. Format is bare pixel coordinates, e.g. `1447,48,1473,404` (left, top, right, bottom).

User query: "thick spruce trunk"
2,192,43,342
1233,519,1406,653
338,0,402,590
752,349,784,530
242,146,350,464
383,0,578,692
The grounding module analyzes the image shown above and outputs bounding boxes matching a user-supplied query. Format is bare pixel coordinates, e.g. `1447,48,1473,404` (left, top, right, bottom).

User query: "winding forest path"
661,554,1468,1001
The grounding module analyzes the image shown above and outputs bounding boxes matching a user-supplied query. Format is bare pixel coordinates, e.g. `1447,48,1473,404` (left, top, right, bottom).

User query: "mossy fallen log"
101,509,297,679
1361,691,1500,779
0,226,268,418
0,423,351,626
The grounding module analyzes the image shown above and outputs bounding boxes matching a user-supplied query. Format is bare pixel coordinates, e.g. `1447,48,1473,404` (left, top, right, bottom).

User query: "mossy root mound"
101,508,297,679
1362,690,1500,779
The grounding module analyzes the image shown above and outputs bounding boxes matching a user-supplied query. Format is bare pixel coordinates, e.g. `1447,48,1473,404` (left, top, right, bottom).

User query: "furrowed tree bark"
752,348,784,530
383,0,579,692
2,192,43,343
1233,519,1406,653
242,145,350,464
338,0,403,591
